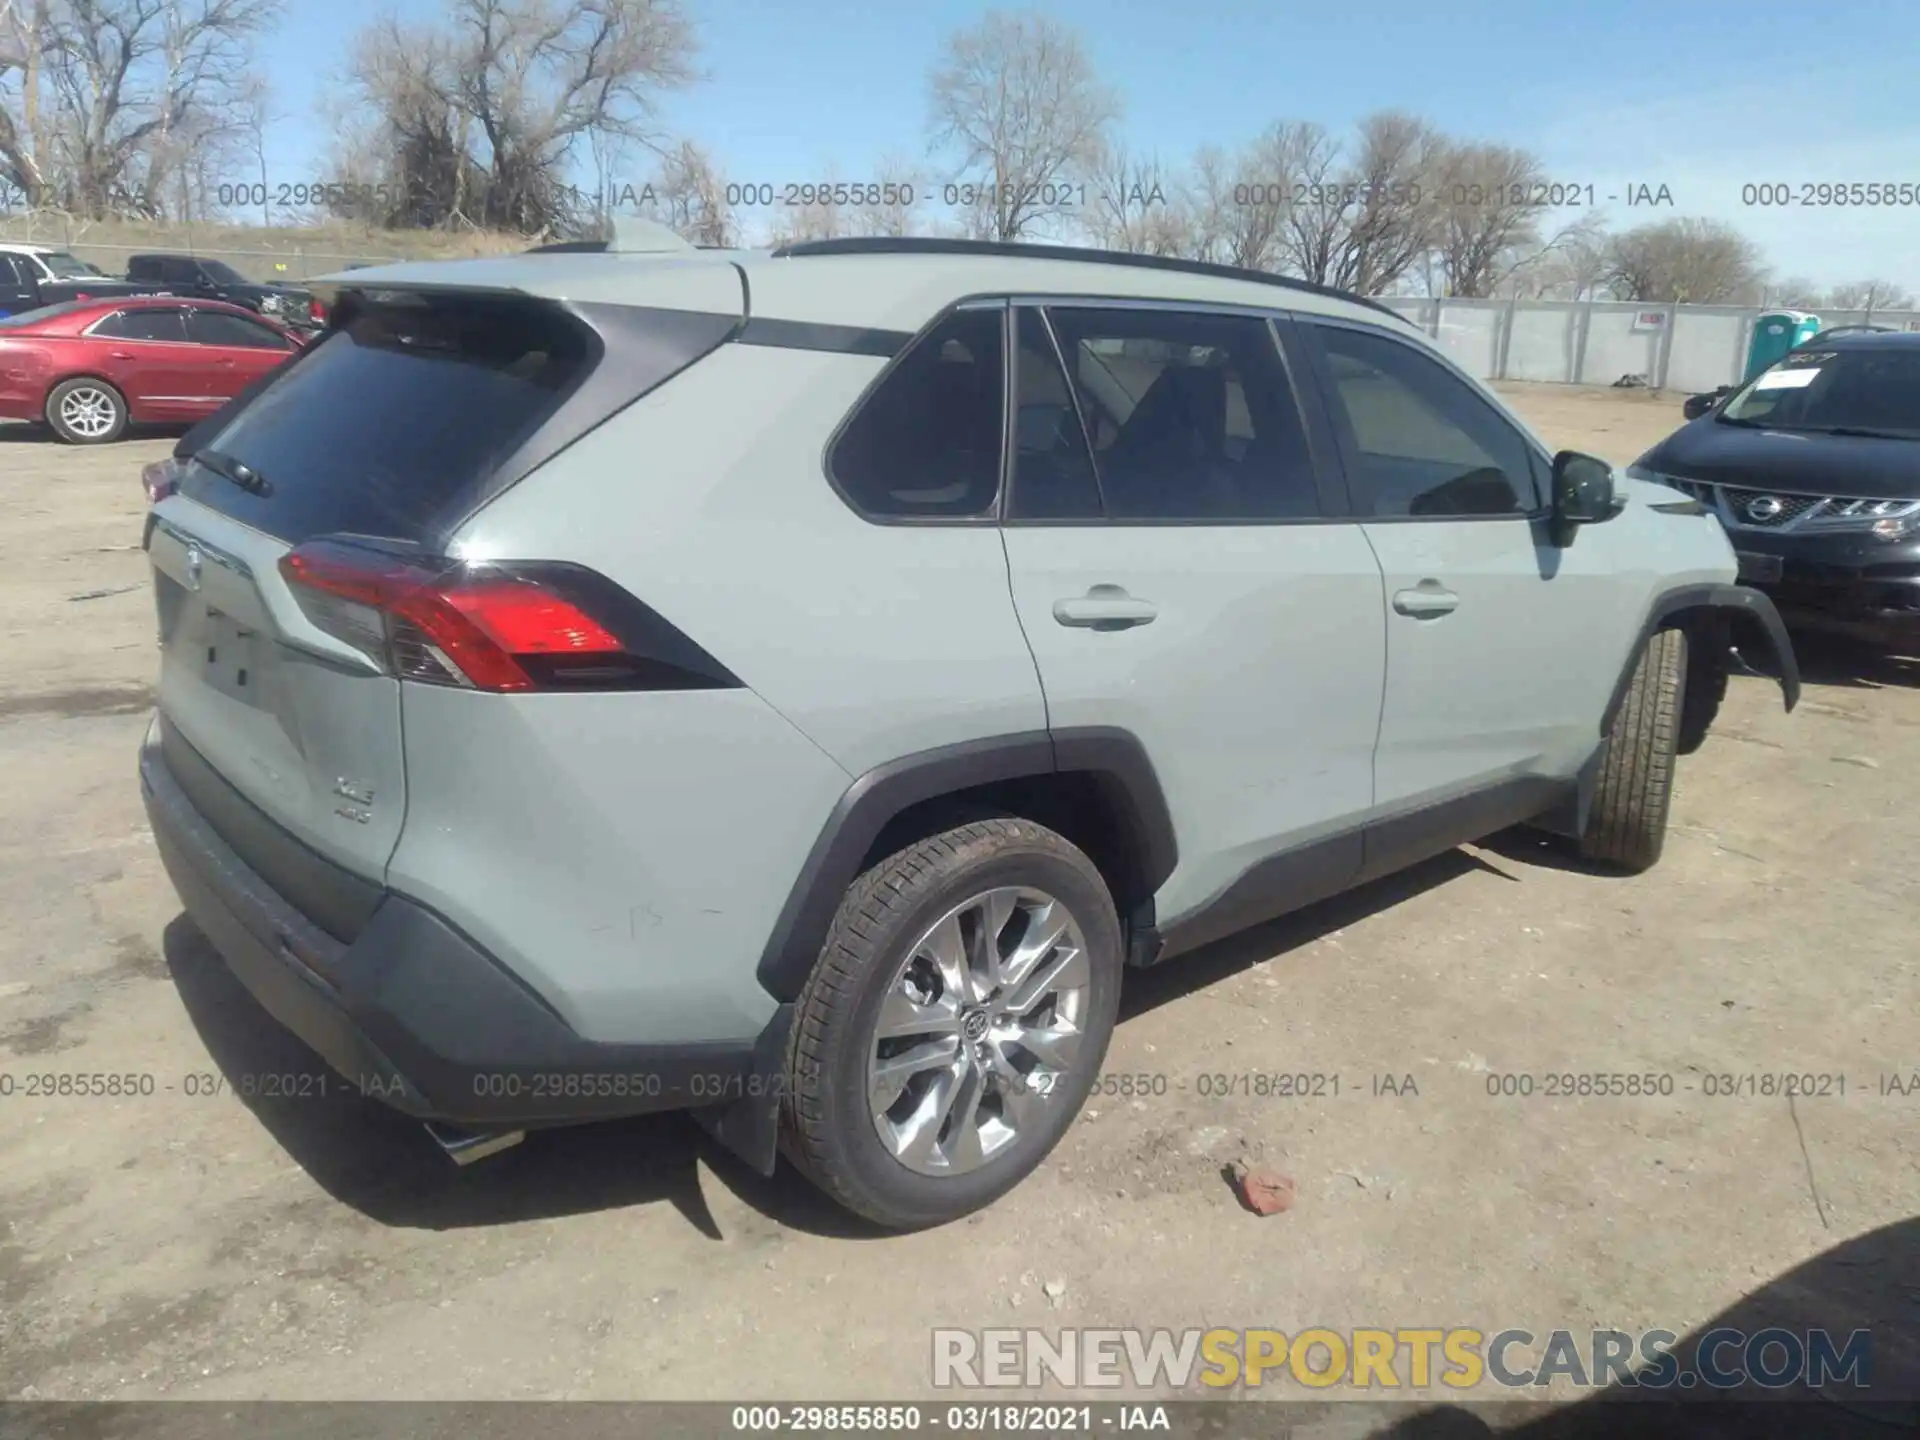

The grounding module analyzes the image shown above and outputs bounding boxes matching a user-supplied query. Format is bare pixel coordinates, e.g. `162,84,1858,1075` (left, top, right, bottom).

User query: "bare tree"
1083,142,1185,255
852,156,925,237
927,9,1119,241
1430,140,1550,297
1180,125,1307,272
1765,275,1824,308
1496,212,1611,300
1275,112,1442,295
30,0,283,218
1604,217,1768,303
635,138,732,245
0,0,48,205
238,75,271,226
336,17,482,228
1825,278,1914,312
342,0,698,235
767,171,848,247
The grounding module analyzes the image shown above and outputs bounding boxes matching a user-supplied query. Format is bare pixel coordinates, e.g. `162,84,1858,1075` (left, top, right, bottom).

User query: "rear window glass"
179,294,594,543
0,300,93,327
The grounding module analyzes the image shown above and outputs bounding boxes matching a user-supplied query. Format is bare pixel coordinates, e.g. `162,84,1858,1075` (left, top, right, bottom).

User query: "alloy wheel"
58,386,118,439
866,886,1091,1177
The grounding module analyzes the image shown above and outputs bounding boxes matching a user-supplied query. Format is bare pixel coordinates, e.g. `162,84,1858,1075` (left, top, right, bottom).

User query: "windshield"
198,259,248,284
1720,347,1920,437
40,251,109,279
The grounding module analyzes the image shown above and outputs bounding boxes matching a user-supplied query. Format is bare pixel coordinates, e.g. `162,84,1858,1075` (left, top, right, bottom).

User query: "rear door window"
91,309,190,343
178,292,596,544
1040,306,1324,521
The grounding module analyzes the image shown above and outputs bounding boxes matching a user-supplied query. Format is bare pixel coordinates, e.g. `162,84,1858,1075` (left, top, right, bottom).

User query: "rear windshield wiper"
194,448,273,496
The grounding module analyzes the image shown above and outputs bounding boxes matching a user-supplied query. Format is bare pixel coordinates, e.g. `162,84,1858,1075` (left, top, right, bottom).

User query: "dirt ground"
1,382,1915,1412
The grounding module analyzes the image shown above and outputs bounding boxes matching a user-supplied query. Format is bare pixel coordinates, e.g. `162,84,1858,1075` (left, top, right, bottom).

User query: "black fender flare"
1537,583,1799,842
1600,582,1800,739
753,726,1177,1005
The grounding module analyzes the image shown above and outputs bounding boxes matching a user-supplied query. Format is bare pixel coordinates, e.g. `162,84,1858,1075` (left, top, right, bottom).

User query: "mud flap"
689,1003,794,1176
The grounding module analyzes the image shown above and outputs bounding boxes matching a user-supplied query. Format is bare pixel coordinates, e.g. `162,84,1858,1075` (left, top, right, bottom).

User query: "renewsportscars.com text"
932,1326,1873,1392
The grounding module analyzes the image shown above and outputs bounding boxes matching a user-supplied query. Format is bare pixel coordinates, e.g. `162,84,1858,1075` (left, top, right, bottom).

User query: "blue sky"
257,0,1920,287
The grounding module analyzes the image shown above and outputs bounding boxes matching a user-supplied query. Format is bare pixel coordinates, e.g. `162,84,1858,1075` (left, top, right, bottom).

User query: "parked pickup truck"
0,243,167,316
125,253,321,329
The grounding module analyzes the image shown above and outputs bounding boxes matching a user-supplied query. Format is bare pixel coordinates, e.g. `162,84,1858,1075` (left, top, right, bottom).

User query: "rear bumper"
140,722,782,1128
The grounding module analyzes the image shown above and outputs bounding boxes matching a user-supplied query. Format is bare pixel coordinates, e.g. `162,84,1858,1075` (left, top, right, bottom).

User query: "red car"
0,295,307,444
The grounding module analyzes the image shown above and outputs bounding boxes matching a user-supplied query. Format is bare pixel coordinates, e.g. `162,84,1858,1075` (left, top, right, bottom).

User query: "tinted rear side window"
185,309,289,349
94,309,189,342
830,307,1006,519
1044,306,1322,521
178,294,595,544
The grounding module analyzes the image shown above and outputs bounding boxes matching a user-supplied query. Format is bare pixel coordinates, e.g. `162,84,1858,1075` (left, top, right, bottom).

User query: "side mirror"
1549,450,1618,546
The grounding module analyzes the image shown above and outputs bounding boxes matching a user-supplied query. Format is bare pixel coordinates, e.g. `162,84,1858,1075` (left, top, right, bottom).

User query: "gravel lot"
1,384,1914,1413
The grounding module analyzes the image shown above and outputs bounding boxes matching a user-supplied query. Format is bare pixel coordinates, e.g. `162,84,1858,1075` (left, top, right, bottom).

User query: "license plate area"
1735,552,1783,584
200,609,262,704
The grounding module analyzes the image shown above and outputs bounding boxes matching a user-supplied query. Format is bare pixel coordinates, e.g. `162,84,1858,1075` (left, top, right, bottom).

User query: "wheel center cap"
960,1007,990,1042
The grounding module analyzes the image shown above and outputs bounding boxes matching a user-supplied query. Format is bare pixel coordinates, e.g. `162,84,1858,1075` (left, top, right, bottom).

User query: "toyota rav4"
137,231,1800,1229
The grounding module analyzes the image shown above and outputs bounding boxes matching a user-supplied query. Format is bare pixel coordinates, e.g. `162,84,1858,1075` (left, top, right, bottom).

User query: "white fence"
1378,298,1920,393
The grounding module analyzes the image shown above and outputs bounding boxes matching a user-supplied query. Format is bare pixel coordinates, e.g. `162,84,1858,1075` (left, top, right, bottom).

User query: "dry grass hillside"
0,214,530,284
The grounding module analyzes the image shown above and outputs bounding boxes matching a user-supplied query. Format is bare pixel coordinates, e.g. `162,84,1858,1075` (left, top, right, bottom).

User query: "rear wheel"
1581,627,1686,872
46,378,128,444
783,818,1121,1230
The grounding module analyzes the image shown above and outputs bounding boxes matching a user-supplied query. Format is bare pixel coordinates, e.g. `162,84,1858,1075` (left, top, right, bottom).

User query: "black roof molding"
767,236,1413,325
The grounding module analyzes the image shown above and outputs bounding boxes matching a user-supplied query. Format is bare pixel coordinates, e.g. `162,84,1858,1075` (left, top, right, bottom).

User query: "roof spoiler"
524,217,697,257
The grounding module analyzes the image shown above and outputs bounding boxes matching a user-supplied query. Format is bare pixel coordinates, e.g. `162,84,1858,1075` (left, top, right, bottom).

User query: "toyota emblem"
1745,495,1785,522
184,544,203,591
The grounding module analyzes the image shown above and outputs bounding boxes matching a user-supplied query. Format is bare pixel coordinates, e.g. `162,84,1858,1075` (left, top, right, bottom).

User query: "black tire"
1677,635,1729,756
1581,627,1686,872
782,817,1122,1230
44,377,129,445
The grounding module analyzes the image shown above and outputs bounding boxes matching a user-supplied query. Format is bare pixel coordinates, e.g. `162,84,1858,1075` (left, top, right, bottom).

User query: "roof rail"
767,236,1413,324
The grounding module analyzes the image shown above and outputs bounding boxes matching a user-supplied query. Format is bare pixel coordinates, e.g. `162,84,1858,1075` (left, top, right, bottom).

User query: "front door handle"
1392,584,1460,618
1053,588,1158,629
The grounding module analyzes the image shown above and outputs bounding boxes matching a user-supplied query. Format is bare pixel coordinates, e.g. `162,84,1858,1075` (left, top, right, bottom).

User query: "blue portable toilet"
1745,310,1823,380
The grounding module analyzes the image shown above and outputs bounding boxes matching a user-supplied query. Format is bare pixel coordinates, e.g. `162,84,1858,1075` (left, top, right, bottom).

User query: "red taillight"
279,540,631,692
142,458,180,504
307,297,326,324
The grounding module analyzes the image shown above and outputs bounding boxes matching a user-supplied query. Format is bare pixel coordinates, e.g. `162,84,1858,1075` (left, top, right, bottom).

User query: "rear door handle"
1053,588,1158,629
1392,584,1460,618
